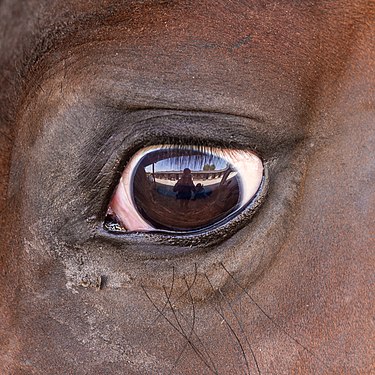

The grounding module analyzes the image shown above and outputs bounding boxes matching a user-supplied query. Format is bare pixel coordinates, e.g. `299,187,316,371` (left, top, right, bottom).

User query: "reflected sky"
144,154,228,173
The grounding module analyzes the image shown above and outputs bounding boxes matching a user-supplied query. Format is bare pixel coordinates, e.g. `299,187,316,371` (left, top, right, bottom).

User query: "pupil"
132,148,241,231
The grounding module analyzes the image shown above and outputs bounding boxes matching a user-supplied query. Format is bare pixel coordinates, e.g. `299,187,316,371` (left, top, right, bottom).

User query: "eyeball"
105,145,263,233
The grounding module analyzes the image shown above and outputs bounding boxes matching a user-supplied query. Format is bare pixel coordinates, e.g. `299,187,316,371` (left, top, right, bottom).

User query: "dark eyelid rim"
93,108,302,211
98,165,269,252
106,148,265,233
94,108,302,189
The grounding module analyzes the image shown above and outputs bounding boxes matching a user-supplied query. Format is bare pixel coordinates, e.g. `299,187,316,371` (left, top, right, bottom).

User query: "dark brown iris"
132,148,240,231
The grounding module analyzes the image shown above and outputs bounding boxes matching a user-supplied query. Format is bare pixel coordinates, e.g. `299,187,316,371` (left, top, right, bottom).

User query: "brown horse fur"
0,1,374,373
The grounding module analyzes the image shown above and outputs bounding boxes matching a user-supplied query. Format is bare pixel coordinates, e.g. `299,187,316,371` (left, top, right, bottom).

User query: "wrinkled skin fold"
0,1,374,374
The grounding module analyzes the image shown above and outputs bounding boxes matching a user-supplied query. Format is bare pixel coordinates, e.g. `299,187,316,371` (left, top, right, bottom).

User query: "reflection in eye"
105,145,263,233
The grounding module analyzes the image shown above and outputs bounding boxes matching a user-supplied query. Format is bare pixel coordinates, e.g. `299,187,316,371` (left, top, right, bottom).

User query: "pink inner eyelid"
108,146,263,232
219,149,263,206
109,177,154,231
109,149,154,231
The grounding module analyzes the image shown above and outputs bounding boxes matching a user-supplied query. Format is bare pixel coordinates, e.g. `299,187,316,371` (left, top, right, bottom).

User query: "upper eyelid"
68,106,303,211
88,108,305,161
103,110,305,188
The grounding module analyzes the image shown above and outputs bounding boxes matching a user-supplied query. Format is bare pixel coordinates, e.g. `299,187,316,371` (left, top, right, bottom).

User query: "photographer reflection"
173,168,196,208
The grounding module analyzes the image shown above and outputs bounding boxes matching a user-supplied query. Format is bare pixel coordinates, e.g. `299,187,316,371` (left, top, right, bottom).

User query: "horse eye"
104,145,263,234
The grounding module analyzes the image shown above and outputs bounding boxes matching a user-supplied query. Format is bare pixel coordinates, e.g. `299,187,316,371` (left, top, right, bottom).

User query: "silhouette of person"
193,183,208,200
173,168,196,208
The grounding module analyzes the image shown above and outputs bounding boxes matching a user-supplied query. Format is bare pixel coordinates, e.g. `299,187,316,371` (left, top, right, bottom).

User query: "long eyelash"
139,144,260,164
143,136,243,155
146,139,262,160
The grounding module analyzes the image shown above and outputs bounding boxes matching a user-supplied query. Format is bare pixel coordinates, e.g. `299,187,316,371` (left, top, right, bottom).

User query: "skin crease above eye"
0,1,374,374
